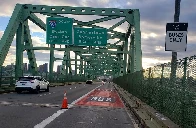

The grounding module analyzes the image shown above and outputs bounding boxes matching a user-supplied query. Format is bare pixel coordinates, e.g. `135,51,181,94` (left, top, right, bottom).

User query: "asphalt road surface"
0,82,137,128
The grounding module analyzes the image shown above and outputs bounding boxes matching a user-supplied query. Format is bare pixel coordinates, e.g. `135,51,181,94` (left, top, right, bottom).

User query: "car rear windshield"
18,77,35,81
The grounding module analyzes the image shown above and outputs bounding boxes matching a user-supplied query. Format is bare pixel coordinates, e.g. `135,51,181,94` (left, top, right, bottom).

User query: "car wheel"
45,85,49,92
16,91,22,94
35,86,40,94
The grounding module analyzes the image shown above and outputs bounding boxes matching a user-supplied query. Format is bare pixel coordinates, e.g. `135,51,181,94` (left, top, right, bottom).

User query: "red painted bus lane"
75,89,124,108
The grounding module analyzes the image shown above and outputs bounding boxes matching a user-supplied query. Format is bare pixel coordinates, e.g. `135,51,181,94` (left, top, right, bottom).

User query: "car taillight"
30,80,34,83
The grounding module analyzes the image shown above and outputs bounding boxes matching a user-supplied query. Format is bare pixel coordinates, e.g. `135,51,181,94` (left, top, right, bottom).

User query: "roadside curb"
113,84,179,128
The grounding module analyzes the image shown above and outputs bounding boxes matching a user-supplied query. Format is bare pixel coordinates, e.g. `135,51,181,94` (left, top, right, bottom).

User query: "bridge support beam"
130,34,135,73
68,52,72,75
133,10,142,72
15,23,24,79
24,21,38,76
123,38,128,75
75,53,77,75
118,53,124,76
61,49,69,75
49,44,54,82
79,58,83,76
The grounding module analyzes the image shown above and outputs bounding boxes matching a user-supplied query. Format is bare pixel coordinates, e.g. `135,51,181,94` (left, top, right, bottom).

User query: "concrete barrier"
49,83,65,87
49,82,85,86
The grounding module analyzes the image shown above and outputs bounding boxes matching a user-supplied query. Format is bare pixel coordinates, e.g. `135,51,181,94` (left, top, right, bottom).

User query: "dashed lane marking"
34,84,102,128
39,92,55,97
0,101,11,105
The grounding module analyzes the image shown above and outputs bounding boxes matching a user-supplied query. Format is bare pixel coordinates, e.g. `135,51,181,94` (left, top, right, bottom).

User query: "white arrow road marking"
34,84,102,128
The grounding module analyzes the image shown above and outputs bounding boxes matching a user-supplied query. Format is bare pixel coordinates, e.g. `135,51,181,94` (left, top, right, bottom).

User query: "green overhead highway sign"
74,27,107,46
46,17,74,45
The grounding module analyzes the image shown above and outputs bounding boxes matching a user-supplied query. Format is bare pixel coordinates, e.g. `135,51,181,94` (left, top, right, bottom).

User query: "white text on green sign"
74,28,107,46
46,17,74,45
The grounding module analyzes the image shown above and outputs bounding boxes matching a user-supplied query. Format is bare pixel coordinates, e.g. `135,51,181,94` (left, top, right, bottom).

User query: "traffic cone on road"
61,91,68,109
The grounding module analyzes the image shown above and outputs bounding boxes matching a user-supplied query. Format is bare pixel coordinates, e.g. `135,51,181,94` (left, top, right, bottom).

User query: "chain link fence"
113,56,196,128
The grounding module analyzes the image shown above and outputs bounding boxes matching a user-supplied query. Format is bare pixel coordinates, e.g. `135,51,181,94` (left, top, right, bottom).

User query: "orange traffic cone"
61,91,68,109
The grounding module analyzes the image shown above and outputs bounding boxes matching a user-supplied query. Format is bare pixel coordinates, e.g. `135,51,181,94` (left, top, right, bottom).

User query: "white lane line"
34,84,102,128
70,88,71,89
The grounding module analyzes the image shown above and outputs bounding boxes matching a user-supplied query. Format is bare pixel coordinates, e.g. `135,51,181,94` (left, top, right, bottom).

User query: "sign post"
170,0,181,82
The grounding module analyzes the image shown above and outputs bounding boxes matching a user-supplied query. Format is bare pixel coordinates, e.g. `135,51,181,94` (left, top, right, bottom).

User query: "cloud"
142,57,169,69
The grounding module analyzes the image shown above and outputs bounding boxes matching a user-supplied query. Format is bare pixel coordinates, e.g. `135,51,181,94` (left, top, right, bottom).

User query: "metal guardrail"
113,56,196,128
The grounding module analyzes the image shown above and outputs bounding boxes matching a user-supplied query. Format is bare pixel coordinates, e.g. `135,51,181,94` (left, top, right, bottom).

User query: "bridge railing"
0,76,15,86
113,55,196,128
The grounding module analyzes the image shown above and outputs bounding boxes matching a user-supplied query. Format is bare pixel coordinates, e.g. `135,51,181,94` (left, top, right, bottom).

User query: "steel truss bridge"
0,4,142,81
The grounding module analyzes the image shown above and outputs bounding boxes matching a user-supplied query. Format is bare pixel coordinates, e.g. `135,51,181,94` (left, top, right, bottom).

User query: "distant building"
38,65,44,72
43,63,48,73
37,63,49,73
2,64,15,76
6,63,15,70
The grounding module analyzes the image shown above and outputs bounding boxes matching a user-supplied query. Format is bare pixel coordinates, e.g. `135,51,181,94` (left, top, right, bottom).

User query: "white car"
15,76,49,94
86,80,93,84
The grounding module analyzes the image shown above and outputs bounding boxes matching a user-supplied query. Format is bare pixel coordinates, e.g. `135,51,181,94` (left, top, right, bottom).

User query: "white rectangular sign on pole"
165,23,188,52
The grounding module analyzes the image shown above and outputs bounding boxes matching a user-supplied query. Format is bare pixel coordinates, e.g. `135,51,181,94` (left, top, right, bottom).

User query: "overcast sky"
0,0,195,71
